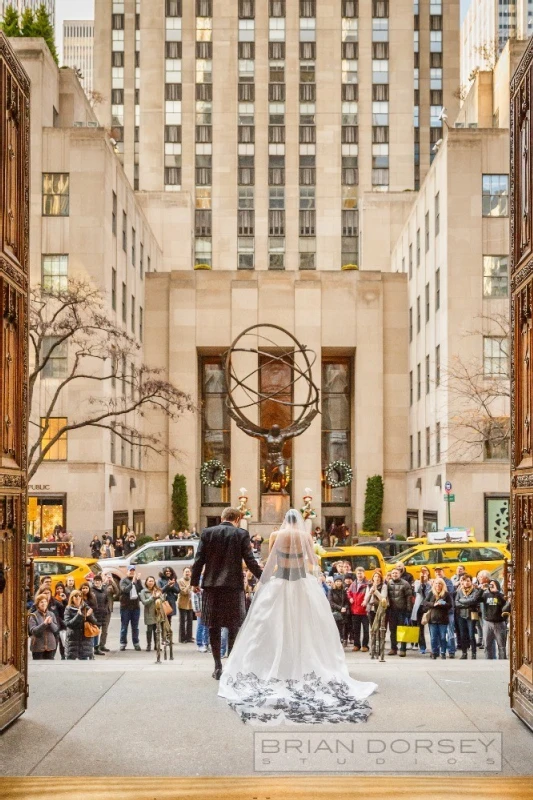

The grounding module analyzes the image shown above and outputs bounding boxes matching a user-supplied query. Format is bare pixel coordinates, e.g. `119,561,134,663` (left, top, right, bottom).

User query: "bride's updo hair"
286,510,300,526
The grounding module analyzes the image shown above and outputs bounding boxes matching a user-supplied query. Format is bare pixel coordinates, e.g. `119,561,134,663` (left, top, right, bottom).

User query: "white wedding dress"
218,510,377,724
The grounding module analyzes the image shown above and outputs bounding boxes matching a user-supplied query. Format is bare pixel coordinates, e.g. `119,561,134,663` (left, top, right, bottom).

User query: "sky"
55,0,94,62
53,0,472,62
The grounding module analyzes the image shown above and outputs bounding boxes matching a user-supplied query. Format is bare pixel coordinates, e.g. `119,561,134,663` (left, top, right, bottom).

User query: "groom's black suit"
191,520,262,671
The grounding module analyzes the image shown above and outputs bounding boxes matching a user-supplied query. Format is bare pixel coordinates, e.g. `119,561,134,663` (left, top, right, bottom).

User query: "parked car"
383,542,510,580
356,539,415,560
317,546,386,580
32,557,101,592
97,539,200,583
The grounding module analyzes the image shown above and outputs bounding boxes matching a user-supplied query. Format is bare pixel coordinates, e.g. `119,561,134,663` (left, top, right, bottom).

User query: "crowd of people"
89,528,200,559
323,559,510,660
28,529,510,664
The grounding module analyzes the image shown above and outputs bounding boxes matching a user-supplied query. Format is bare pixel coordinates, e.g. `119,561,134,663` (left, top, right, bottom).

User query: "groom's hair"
221,507,242,523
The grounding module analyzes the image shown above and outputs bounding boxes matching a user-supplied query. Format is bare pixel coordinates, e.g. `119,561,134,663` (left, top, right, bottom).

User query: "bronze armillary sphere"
223,324,320,493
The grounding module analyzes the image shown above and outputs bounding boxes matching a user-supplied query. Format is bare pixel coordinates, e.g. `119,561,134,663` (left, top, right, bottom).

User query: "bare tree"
473,38,500,71
444,312,510,462
29,279,193,482
86,89,105,109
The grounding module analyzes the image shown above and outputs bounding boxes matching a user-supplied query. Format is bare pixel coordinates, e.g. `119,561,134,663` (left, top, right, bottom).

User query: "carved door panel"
511,39,533,730
0,34,29,730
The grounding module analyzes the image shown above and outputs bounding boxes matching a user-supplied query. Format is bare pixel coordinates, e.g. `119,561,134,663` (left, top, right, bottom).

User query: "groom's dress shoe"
212,667,223,680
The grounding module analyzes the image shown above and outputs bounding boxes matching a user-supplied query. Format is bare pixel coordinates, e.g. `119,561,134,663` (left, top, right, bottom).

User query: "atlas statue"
224,324,320,494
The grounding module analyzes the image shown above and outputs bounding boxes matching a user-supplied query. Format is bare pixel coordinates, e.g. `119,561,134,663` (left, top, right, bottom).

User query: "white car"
97,539,200,583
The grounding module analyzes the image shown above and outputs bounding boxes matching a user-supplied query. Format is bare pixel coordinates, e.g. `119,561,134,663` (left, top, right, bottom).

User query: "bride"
218,509,377,724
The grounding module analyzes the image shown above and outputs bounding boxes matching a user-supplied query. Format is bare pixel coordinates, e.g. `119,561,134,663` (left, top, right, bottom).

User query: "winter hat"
127,565,135,572
333,574,343,582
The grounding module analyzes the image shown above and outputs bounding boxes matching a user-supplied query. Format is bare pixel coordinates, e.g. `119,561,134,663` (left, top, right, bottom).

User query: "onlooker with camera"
387,567,413,657
481,578,508,660
178,566,195,644
119,566,143,651
347,566,369,652
455,573,483,660
157,566,179,628
412,566,432,654
329,575,349,645
97,573,119,652
422,576,453,660
140,576,162,651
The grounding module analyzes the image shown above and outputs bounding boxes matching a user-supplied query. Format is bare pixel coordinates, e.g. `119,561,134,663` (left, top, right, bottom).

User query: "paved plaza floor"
1,614,532,778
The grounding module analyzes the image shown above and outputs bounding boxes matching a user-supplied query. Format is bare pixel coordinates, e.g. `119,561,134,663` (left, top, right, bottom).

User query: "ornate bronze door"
0,33,30,730
511,40,533,730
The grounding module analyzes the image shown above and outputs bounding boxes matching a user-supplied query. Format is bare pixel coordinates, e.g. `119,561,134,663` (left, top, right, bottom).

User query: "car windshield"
384,545,420,563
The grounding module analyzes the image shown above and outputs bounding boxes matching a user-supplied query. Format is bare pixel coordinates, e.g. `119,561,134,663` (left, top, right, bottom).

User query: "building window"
426,354,430,394
238,237,254,270
425,282,430,322
425,211,430,252
484,420,510,461
436,422,441,462
435,267,440,310
40,417,67,461
110,423,116,464
417,431,421,468
131,228,136,266
482,174,509,217
122,211,127,251
483,337,509,376
201,357,231,504
299,237,316,270
322,359,351,504
416,228,420,266
111,268,117,311
409,307,413,342
426,427,431,466
42,173,70,216
195,237,212,268
122,282,127,323
140,243,144,280
416,296,421,333
436,344,440,385
131,296,135,333
483,256,508,298
42,337,68,379
269,237,285,269
417,363,421,400
410,435,414,469
139,306,143,341
112,191,117,235
435,192,440,235
42,254,68,292
408,243,413,279
409,370,413,406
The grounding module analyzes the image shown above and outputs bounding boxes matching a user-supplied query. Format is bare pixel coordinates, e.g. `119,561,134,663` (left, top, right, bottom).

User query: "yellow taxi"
32,557,102,593
317,546,386,580
384,542,510,580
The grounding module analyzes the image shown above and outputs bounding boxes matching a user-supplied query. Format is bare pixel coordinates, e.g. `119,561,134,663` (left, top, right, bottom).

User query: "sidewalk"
1,643,531,778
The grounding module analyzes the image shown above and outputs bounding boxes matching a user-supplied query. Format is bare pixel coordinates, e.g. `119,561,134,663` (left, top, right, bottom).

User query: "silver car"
97,540,200,583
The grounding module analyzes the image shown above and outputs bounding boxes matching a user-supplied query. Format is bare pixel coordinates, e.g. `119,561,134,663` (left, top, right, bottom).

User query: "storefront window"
27,495,66,540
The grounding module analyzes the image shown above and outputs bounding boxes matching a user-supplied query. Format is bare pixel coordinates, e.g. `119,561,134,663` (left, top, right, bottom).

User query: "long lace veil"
257,508,321,587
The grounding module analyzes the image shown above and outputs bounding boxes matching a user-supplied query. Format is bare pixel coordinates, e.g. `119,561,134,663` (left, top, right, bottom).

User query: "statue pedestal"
261,494,290,525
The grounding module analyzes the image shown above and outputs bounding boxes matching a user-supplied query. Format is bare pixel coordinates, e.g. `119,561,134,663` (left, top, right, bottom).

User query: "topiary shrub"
171,474,189,531
362,475,384,533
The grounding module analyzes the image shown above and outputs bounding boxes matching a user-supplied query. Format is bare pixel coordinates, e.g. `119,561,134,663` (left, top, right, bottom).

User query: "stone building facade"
11,39,162,552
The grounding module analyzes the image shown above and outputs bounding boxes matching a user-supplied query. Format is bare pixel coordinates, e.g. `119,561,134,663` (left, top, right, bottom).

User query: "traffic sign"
444,481,452,492
443,494,455,502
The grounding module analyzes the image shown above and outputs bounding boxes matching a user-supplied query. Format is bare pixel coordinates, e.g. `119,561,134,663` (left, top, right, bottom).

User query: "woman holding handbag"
140,576,162,651
157,567,179,629
421,576,452,660
64,590,99,660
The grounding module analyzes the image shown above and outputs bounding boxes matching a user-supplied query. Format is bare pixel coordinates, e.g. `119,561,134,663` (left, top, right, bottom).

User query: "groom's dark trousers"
191,519,262,669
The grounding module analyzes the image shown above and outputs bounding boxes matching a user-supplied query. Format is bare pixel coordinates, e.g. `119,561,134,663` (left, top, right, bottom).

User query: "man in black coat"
191,507,262,680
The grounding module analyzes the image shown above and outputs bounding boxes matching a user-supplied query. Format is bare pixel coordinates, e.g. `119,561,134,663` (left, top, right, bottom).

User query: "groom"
191,507,262,680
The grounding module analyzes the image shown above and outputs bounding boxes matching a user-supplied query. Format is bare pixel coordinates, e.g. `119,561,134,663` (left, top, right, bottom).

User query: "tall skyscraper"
94,0,460,272
461,0,533,89
0,0,55,26
63,19,94,94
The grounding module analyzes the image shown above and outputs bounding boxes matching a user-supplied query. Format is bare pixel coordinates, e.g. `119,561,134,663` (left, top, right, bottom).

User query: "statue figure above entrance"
224,324,320,497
